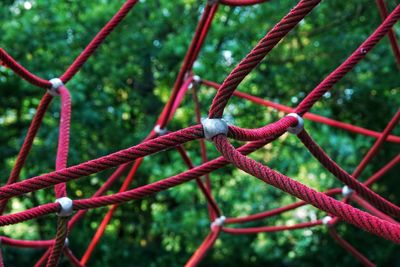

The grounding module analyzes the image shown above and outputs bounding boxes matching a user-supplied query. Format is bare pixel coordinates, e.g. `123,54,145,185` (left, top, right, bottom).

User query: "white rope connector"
55,197,73,217
211,215,226,228
154,125,168,136
286,113,304,134
201,118,229,140
189,75,202,90
48,78,64,96
192,75,201,85
342,185,354,197
64,237,69,247
322,216,333,226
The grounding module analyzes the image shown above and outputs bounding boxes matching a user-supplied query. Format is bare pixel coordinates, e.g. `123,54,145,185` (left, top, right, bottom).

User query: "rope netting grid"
0,0,399,266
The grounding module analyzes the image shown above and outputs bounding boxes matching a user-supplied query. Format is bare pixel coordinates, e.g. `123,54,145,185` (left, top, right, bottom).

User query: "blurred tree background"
0,0,399,266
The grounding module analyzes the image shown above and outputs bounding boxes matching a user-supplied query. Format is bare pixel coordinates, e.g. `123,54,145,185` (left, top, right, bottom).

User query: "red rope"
328,227,376,267
294,5,400,115
352,110,400,178
220,0,271,6
54,86,72,198
0,138,274,227
1,0,399,265
0,93,52,214
192,84,216,220
375,0,400,66
350,194,398,224
364,155,399,187
0,125,204,199
202,79,400,143
208,0,321,118
0,0,139,89
157,3,217,128
63,248,85,267
222,220,322,234
225,188,342,224
213,134,400,243
298,129,400,218
0,48,51,88
0,237,54,249
329,110,400,226
80,159,144,265
185,226,221,267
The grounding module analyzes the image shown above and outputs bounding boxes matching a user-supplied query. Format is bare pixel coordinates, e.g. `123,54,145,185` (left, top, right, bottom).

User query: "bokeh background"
0,0,399,266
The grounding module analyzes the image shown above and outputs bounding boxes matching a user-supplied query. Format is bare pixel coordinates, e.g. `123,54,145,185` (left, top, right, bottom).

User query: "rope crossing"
0,0,399,266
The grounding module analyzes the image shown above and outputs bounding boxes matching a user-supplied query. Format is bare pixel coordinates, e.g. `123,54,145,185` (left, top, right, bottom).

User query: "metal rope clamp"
341,185,354,198
154,125,168,136
190,75,202,90
201,118,228,140
64,237,70,248
286,113,304,134
211,215,226,229
55,197,73,217
48,78,64,97
322,215,333,226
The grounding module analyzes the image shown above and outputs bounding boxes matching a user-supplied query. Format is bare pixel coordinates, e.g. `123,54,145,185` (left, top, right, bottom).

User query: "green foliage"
0,0,399,266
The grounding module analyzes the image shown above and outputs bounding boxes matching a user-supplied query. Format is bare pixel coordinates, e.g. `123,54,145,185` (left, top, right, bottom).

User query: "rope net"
0,0,399,266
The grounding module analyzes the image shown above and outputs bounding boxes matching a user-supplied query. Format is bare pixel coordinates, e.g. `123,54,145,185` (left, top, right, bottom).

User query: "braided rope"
1,1,399,266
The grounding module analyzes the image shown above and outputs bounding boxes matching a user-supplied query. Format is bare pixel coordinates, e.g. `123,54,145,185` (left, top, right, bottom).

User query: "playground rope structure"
0,0,399,266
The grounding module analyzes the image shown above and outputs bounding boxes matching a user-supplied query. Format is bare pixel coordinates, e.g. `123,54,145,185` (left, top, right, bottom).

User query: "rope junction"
0,0,399,266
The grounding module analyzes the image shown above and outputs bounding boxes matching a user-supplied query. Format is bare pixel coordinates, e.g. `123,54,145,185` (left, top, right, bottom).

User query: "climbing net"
0,0,399,266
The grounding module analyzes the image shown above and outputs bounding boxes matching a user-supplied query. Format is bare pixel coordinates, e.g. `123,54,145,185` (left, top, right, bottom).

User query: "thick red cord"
208,0,321,118
222,220,322,234
0,237,54,249
185,226,221,267
329,111,400,226
202,79,400,143
54,86,72,198
1,0,139,89
0,48,51,88
80,158,144,265
0,125,204,199
213,134,400,243
364,155,399,187
60,0,138,83
328,227,376,267
375,0,400,66
0,138,275,227
351,194,398,224
64,248,85,267
220,0,271,6
294,5,400,115
298,129,400,218
0,93,52,214
192,85,216,220
225,188,341,224
1,0,399,265
158,3,218,128
45,86,72,267
34,248,51,267
176,146,222,217
352,110,399,179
